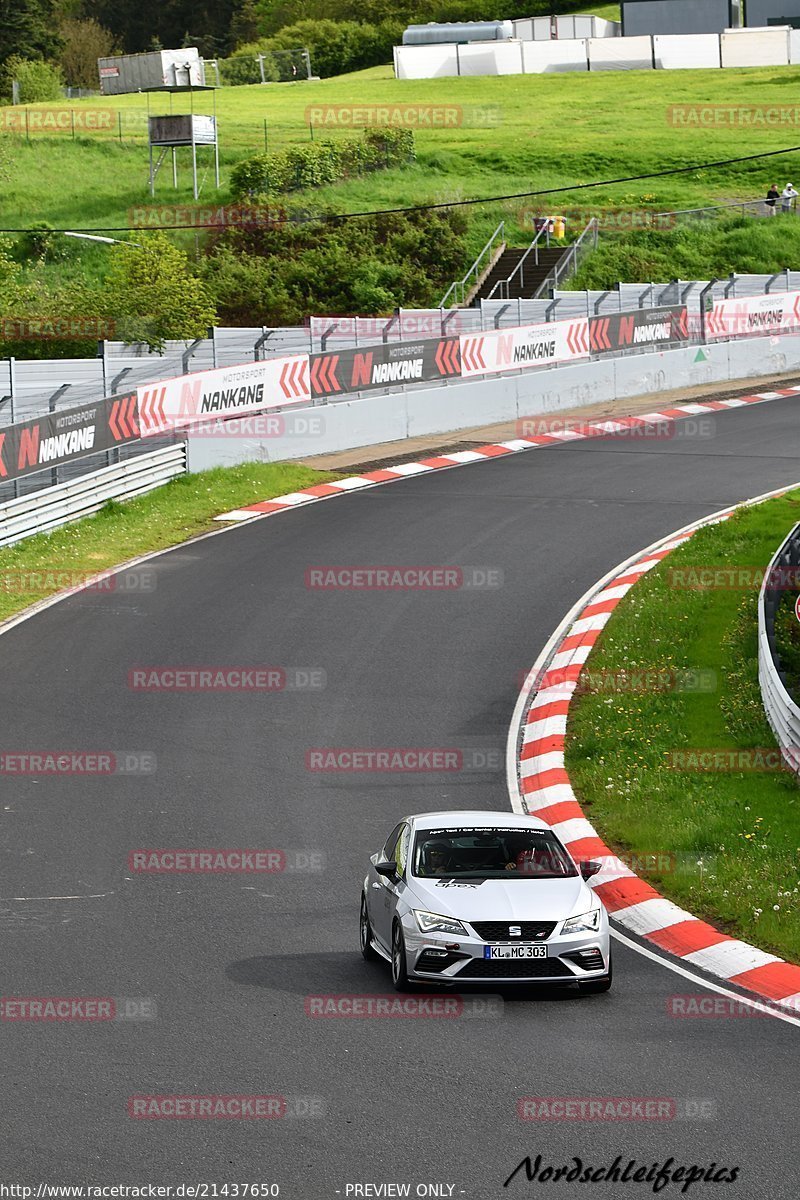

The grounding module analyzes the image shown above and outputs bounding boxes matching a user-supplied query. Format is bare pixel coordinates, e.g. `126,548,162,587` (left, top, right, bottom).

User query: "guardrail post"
254,328,273,361
382,314,399,345
48,385,71,486
494,304,510,330
182,338,203,375
699,278,718,344
111,367,132,395
320,323,338,352
8,357,16,424
211,326,218,368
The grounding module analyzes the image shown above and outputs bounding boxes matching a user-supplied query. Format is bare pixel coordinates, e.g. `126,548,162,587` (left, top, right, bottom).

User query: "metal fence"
758,523,800,777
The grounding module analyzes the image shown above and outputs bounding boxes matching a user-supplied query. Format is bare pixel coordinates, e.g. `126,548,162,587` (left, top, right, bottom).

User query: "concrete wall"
184,334,800,472
622,0,733,36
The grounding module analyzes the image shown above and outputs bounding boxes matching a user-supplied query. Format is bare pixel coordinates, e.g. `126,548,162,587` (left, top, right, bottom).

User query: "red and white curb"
214,388,800,523
507,483,800,1016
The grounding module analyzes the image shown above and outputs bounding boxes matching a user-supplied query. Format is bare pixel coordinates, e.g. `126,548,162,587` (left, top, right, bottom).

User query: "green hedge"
230,128,415,197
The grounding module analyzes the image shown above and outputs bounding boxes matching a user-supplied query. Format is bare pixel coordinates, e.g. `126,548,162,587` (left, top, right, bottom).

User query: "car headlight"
413,910,468,936
562,907,601,934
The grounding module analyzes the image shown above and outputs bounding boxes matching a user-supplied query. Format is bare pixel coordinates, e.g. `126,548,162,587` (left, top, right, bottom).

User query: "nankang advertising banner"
137,356,311,437
309,337,461,399
705,292,800,341
589,306,689,352
459,319,589,378
0,393,139,483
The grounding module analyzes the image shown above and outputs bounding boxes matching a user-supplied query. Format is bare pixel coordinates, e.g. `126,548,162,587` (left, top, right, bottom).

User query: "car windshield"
412,827,578,879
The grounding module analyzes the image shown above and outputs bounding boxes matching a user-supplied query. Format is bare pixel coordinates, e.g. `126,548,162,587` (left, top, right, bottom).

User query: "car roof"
406,810,551,833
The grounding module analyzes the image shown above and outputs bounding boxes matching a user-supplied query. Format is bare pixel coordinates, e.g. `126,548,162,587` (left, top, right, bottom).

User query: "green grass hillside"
3,61,800,238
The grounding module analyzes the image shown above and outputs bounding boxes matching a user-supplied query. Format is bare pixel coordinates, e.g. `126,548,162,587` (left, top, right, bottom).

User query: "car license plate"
484,944,547,960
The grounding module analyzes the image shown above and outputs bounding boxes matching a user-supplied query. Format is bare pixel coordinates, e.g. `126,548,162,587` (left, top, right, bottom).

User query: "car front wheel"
391,922,411,992
360,894,379,962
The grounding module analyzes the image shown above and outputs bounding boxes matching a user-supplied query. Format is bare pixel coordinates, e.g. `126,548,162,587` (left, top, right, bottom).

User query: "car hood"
406,875,591,921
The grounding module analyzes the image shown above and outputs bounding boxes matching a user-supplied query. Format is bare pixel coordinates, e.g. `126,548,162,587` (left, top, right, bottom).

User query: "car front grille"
470,921,557,942
455,957,573,979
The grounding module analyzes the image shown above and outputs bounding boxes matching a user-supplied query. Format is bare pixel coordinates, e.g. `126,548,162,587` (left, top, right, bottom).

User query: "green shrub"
201,206,469,324
2,55,63,103
241,19,403,78
230,128,414,198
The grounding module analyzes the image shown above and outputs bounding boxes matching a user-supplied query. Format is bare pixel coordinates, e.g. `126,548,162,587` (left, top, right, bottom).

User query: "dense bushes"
201,207,469,325
230,128,415,197
236,19,403,78
0,55,63,102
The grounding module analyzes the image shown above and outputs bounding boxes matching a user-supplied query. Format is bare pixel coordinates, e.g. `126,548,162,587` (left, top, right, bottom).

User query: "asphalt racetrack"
2,395,799,1198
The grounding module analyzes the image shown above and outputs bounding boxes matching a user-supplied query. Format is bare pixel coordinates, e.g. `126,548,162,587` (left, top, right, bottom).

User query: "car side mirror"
580,859,601,880
375,859,398,879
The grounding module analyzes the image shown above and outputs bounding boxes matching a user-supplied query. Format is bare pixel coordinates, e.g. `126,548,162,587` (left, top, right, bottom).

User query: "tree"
58,17,117,89
0,0,62,69
1,55,63,102
104,233,217,351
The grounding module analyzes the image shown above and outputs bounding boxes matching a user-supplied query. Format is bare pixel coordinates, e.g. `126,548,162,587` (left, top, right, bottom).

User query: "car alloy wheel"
360,894,379,962
391,922,411,992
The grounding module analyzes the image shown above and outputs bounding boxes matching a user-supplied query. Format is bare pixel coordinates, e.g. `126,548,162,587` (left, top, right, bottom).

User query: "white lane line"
1,893,114,901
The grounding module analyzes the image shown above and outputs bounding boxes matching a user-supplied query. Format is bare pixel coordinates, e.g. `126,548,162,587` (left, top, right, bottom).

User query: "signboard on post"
0,394,140,483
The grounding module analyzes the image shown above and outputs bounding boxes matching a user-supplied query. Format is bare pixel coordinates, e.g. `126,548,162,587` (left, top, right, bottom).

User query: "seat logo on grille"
509,925,521,937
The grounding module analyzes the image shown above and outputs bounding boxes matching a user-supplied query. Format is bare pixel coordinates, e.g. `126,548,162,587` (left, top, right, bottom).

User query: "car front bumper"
399,914,611,984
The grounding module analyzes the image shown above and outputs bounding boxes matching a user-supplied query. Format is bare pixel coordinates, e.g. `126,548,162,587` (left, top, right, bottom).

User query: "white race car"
360,810,611,993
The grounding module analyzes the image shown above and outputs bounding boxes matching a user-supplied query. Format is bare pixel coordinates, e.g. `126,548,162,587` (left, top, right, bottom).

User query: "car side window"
381,823,403,862
395,824,410,877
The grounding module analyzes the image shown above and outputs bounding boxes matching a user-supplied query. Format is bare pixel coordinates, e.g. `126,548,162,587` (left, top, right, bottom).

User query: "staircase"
472,245,568,304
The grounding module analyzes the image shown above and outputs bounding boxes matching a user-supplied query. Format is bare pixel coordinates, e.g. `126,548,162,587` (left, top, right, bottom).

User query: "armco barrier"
758,523,800,777
0,444,186,547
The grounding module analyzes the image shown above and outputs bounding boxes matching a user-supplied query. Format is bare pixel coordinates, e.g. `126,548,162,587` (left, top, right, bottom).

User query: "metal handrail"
439,221,505,309
538,218,599,298
486,223,552,301
653,198,798,222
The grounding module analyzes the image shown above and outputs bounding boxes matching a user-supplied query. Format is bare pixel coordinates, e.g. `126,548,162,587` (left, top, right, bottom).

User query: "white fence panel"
393,44,458,80
522,38,588,73
456,41,523,76
789,29,800,63
512,18,534,40
532,17,552,40
589,35,653,70
654,34,721,70
720,28,790,68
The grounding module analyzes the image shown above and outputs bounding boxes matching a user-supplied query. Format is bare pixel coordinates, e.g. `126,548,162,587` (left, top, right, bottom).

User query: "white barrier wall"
653,34,721,70
456,41,523,76
792,30,800,63
393,43,458,80
721,28,791,68
521,38,588,73
588,35,653,70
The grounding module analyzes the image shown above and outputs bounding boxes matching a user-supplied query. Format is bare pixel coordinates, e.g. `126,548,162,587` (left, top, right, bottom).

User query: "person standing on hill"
781,183,798,213
766,184,780,215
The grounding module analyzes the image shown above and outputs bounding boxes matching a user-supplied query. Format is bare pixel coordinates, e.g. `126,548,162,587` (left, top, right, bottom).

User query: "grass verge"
0,461,339,625
566,490,800,963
